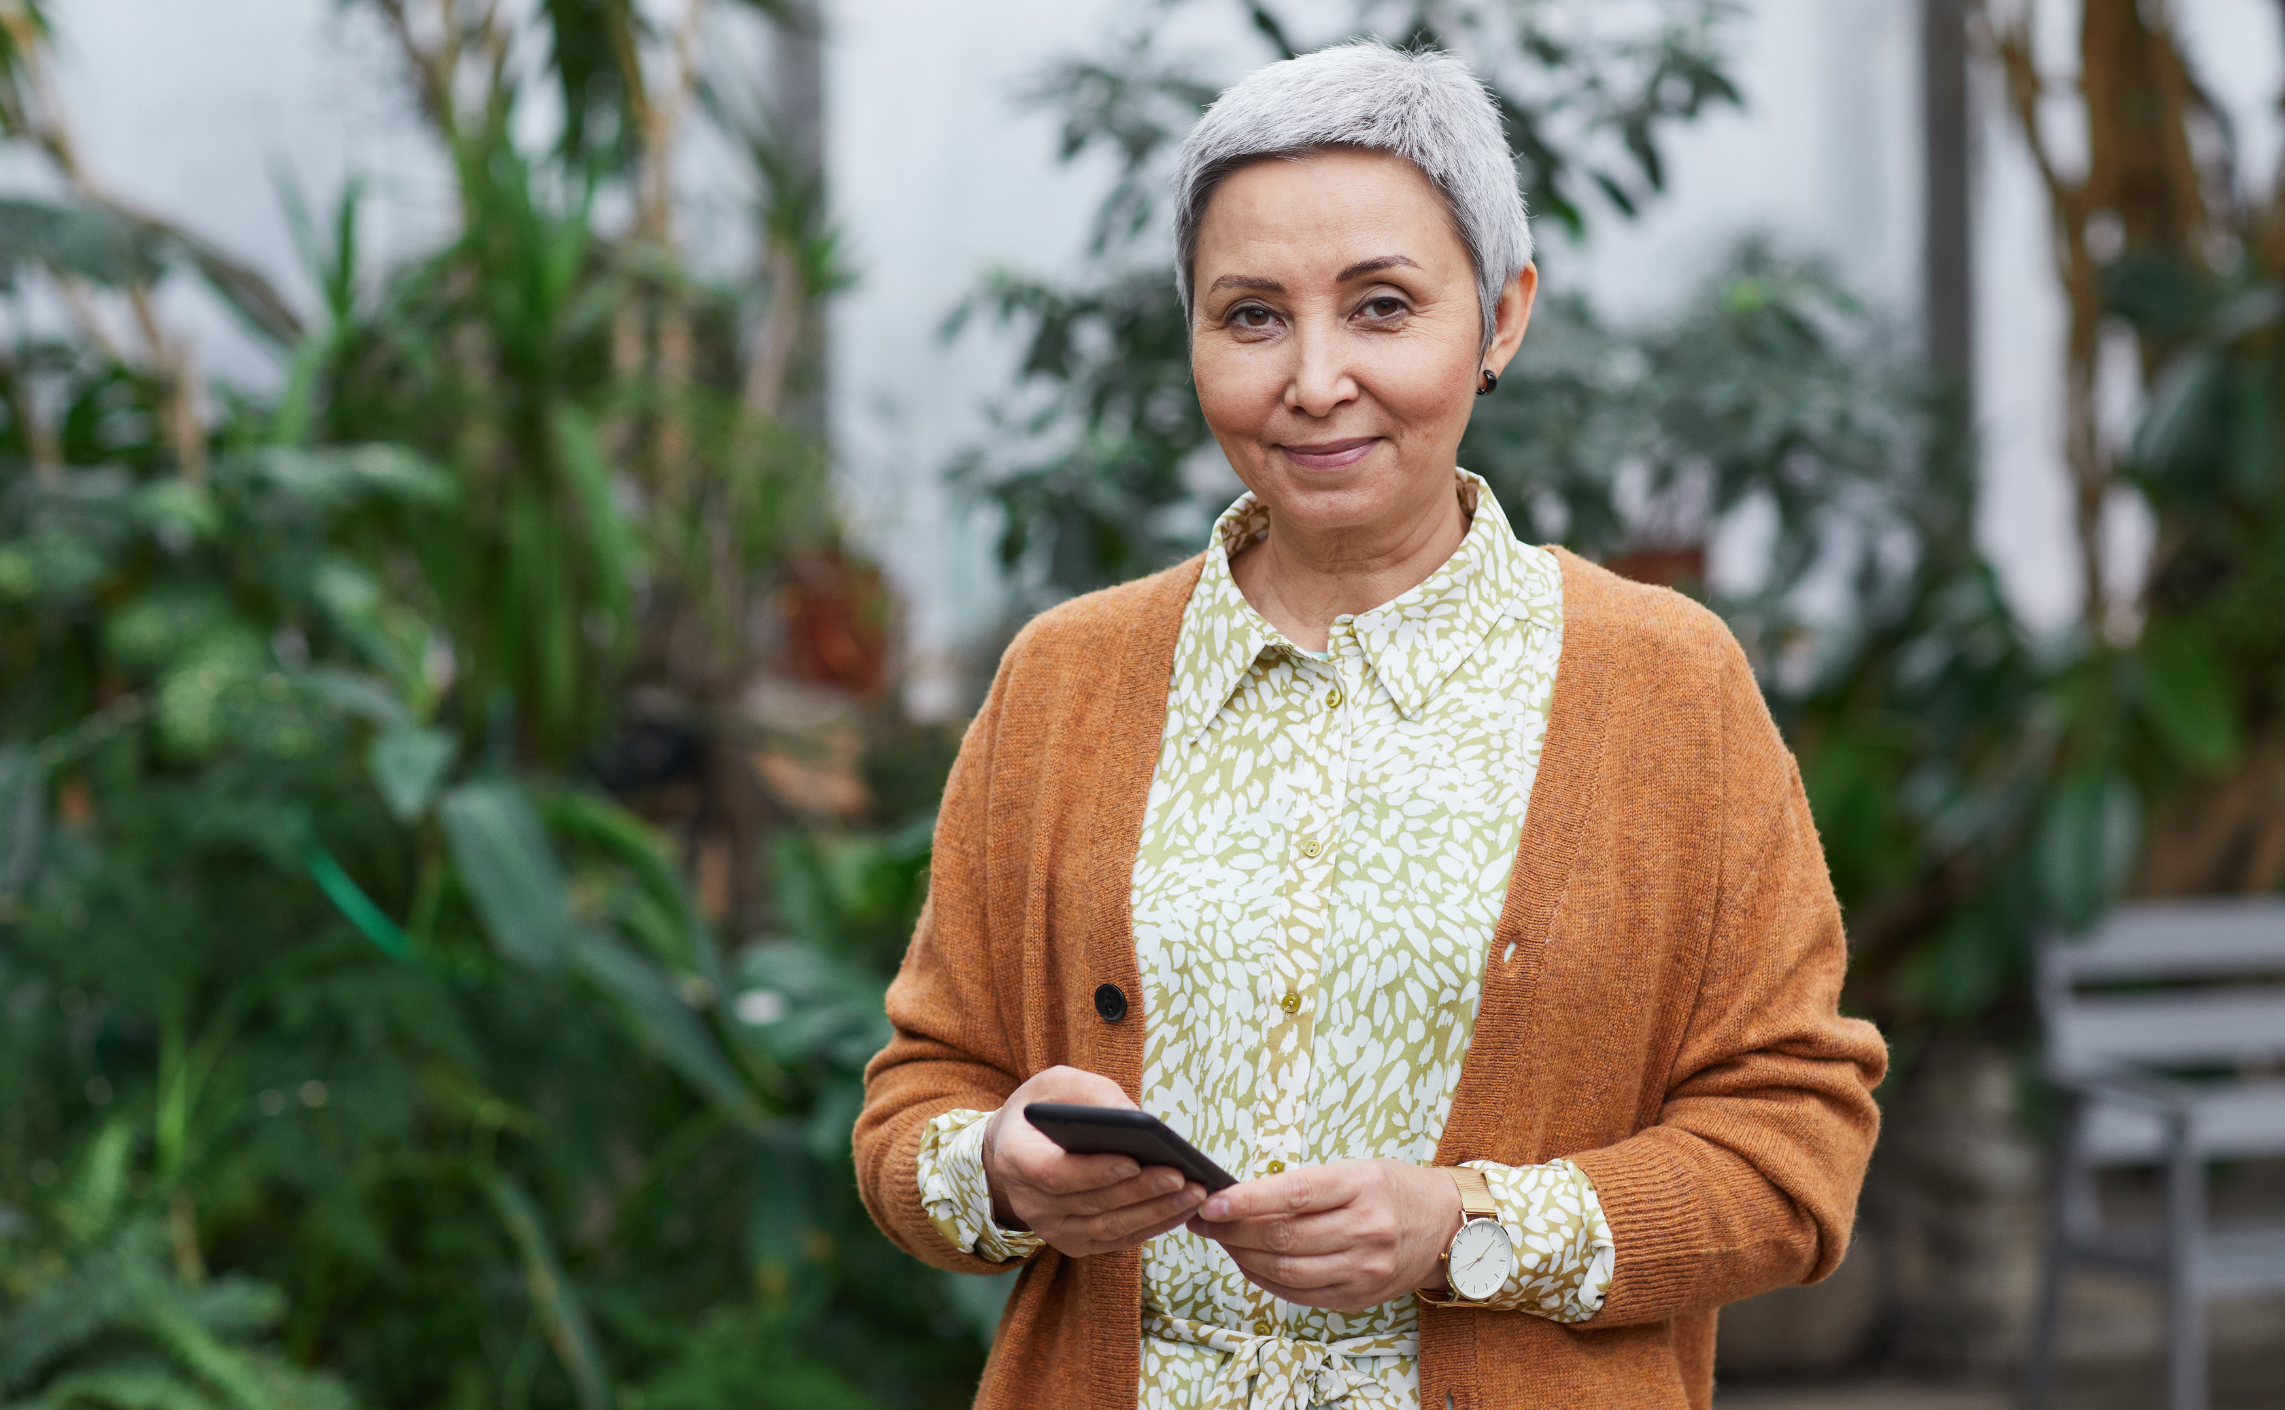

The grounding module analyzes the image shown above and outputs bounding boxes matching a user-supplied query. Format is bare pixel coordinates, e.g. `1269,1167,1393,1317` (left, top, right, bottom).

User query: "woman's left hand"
1186,1159,1464,1312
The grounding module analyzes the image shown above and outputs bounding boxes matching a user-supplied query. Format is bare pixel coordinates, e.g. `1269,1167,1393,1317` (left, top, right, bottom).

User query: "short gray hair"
1172,41,1532,356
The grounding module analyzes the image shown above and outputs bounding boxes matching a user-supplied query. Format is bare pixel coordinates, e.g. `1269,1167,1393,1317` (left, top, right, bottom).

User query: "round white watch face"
1447,1218,1514,1301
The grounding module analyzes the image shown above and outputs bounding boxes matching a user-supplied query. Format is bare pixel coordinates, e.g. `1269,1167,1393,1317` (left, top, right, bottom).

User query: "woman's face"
1189,147,1533,541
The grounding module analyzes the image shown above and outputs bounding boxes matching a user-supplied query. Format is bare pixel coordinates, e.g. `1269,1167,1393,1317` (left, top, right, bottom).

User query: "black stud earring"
1476,368,1498,396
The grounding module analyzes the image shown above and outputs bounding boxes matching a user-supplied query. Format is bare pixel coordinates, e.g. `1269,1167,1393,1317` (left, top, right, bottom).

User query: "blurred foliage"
1798,0,2285,1027
0,399,976,1408
0,4,984,1410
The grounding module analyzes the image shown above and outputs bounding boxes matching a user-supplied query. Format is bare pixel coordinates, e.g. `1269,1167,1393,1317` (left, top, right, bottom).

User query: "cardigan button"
1094,984,1128,1023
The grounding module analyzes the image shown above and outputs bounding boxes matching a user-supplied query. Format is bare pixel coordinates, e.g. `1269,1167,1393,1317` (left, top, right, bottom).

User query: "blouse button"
1266,1159,1285,1174
1253,1318,1273,1335
1279,993,1301,1014
1300,838,1321,858
1325,688,1343,710
1093,984,1128,1022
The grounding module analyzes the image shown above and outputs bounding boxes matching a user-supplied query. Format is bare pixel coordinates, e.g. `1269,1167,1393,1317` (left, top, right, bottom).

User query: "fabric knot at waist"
1143,1310,1418,1410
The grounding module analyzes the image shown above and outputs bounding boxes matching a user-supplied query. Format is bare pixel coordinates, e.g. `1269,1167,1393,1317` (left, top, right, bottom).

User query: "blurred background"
0,1,2280,1407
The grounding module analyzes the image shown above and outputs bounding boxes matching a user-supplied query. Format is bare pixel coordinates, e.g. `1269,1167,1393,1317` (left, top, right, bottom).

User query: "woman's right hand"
982,1065,1209,1258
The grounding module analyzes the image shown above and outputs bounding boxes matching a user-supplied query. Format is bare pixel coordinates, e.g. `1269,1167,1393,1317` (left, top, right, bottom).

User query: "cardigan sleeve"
1567,640,1887,1327
852,649,1043,1276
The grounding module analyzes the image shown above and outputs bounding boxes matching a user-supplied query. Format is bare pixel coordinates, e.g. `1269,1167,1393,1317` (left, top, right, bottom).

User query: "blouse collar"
1163,469,1554,745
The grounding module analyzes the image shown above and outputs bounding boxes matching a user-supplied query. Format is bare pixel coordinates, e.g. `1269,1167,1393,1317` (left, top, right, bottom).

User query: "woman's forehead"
1193,149,1467,276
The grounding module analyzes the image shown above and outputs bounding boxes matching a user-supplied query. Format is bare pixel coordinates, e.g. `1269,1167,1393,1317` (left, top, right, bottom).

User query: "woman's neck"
1228,487,1468,652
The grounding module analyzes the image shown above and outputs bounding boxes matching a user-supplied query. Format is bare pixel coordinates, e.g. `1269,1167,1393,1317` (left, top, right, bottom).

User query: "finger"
1196,1166,1356,1224
1107,1206,1211,1251
1222,1247,1374,1294
1187,1205,1362,1255
1083,1181,1208,1244
1025,1065,1140,1111
1019,1147,1142,1195
1059,1165,1196,1217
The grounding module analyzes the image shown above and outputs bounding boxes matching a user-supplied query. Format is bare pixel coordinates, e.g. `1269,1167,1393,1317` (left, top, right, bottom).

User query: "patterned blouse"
917,472,1613,1409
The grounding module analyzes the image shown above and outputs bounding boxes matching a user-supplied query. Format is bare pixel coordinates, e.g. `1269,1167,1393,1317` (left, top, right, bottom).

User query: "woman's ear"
1482,264,1538,379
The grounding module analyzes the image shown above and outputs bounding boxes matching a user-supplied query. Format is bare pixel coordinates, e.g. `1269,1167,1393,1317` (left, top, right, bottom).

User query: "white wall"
39,0,453,382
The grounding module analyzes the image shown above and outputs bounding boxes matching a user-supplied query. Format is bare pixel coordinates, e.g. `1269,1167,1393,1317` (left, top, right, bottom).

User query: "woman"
855,41,1885,1410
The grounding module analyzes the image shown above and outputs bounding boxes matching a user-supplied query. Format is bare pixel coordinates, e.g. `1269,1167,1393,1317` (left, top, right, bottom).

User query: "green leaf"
437,783,571,971
238,445,454,512
144,1307,281,1410
27,1362,226,1410
746,1125,818,1305
1894,897,2022,1022
2138,621,2241,770
736,942,889,1072
549,407,643,633
103,588,236,676
0,198,162,286
366,728,456,823
0,743,43,897
569,928,762,1127
299,671,409,731
2130,347,2221,479
56,1120,135,1246
131,481,220,544
2035,769,2142,933
480,1175,608,1410
151,630,271,758
0,1224,149,1391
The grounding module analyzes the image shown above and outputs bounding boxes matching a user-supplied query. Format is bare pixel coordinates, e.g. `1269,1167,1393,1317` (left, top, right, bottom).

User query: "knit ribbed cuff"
1568,1141,1704,1326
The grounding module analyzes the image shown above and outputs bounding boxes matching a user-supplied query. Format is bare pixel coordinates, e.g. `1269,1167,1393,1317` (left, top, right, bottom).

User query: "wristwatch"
1416,1166,1515,1305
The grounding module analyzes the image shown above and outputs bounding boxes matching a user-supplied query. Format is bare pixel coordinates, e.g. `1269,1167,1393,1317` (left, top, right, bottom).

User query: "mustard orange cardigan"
855,549,1887,1410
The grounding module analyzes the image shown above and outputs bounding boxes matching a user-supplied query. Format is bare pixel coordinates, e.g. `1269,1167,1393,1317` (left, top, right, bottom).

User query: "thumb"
1033,1065,1138,1110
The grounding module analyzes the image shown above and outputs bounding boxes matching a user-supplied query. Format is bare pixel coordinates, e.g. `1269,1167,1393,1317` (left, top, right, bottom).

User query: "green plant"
0,427,976,1407
0,3,982,1407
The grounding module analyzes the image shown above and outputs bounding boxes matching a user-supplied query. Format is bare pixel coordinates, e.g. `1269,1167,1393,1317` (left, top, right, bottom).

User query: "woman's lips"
1278,437,1380,470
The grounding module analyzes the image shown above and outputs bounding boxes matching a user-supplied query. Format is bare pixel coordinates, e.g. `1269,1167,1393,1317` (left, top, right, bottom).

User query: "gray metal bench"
2025,897,2285,1410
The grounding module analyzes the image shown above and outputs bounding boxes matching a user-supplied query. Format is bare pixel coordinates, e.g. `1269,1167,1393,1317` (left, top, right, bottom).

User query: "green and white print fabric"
915,472,1613,1409
917,1113,1045,1264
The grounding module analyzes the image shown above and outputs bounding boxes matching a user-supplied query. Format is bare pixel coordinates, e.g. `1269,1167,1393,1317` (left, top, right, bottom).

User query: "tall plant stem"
1977,0,2213,635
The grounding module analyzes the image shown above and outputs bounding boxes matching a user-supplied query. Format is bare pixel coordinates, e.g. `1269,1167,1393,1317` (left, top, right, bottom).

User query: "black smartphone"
1023,1103,1238,1192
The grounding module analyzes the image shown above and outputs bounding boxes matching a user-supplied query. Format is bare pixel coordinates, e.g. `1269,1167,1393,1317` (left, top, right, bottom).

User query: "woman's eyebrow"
1336,254,1421,281
1208,274,1285,293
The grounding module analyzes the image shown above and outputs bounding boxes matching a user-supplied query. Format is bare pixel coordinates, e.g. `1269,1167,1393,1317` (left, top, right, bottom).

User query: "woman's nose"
1284,320,1357,418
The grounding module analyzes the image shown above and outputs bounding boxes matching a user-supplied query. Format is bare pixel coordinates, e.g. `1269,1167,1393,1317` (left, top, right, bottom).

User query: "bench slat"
2051,992,2285,1073
2082,1081,2285,1163
2046,898,2285,981
2201,1226,2285,1295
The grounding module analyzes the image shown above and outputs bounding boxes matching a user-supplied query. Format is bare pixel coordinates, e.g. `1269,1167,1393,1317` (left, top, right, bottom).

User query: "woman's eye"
1362,297,1406,319
1232,305,1275,329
